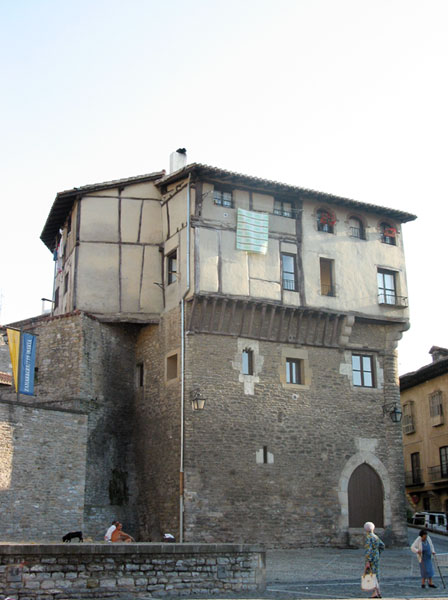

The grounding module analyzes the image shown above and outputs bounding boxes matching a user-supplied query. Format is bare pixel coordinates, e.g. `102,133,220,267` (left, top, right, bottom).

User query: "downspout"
180,173,191,542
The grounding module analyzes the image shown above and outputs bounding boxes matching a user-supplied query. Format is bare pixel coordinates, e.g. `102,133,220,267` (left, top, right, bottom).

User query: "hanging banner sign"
6,328,21,391
19,333,37,396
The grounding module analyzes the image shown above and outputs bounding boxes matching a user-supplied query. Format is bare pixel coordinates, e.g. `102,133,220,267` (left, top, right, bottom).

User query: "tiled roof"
400,357,448,391
159,163,417,223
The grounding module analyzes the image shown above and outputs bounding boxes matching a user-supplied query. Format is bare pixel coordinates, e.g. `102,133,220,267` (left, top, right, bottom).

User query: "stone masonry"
0,543,265,599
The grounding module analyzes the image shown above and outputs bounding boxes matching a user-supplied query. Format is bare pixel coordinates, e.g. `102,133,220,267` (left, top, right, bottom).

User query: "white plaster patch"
232,339,264,396
356,438,378,453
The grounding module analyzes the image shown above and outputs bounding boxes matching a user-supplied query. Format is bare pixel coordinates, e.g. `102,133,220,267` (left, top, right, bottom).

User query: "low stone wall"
0,543,265,599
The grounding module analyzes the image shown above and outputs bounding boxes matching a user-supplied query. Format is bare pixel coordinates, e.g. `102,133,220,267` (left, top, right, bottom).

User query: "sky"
1,0,447,375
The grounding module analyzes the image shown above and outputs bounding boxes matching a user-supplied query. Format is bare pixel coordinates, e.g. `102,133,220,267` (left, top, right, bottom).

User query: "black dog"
62,531,83,543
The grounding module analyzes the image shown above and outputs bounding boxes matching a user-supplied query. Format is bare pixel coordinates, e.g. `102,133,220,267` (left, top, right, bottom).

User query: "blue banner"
19,333,37,396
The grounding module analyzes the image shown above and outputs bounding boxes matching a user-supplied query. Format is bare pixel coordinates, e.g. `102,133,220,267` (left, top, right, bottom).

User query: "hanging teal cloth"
236,208,269,254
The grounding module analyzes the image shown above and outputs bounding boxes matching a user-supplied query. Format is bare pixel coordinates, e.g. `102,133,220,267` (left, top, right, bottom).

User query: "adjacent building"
401,347,448,515
1,150,416,546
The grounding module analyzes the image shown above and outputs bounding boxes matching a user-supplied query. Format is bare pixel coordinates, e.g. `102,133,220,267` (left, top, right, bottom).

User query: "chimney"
429,346,448,362
169,148,187,174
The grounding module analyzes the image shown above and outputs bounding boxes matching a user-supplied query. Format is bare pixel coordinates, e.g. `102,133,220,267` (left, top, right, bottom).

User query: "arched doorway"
348,463,384,527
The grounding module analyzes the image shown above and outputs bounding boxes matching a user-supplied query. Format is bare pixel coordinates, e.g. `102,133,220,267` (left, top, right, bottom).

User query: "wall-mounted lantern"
191,388,206,411
383,402,402,423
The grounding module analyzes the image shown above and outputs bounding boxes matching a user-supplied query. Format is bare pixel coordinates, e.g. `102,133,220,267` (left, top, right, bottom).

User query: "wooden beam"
267,305,277,339
209,297,218,331
295,310,303,343
217,298,228,332
277,307,286,341
247,303,256,337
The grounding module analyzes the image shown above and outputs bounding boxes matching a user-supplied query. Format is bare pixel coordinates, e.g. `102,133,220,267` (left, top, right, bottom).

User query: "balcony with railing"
405,469,424,486
378,293,408,307
282,278,296,291
428,465,448,483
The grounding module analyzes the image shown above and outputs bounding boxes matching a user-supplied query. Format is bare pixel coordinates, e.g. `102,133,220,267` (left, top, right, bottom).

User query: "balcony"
428,465,448,483
378,293,408,307
405,470,424,486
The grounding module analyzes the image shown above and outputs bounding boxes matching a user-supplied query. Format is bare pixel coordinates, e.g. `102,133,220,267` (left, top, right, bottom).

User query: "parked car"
411,511,448,532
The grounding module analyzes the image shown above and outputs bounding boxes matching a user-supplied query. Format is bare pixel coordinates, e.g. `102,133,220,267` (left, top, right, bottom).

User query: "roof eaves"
157,163,417,223
400,358,448,391
40,170,166,251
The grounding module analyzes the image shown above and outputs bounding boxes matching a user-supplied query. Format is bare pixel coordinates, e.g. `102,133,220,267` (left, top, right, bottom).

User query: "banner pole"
16,327,23,401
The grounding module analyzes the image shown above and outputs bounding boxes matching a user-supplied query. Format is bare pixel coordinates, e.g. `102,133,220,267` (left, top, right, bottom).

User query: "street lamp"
383,402,402,423
191,388,206,411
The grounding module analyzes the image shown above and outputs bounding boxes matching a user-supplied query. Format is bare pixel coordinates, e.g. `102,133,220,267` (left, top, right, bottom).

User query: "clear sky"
1,0,447,375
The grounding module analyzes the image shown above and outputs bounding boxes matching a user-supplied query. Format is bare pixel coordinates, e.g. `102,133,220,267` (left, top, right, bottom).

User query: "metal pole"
435,556,446,588
16,327,23,401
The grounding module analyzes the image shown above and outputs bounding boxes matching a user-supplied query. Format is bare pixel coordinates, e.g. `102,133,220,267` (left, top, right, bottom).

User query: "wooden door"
348,463,384,527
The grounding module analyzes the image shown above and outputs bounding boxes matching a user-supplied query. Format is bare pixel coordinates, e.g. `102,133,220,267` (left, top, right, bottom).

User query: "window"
242,348,254,375
317,209,335,233
411,452,422,484
274,200,296,219
167,250,177,285
166,354,178,381
348,216,365,240
377,269,396,305
136,363,144,387
380,222,397,245
320,258,335,296
441,447,448,478
67,215,72,234
281,253,297,291
430,391,444,425
352,354,374,387
286,358,302,384
213,188,233,208
54,288,59,309
64,273,69,295
402,402,415,434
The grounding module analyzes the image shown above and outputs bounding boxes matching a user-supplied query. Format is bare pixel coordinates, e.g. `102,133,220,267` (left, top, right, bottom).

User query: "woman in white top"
411,529,437,588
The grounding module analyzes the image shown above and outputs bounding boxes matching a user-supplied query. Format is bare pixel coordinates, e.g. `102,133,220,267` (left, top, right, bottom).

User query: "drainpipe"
179,173,191,542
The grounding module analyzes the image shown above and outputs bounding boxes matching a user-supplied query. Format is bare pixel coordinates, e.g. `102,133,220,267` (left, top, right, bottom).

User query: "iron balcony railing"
428,465,448,482
282,278,296,291
378,293,408,307
405,470,424,486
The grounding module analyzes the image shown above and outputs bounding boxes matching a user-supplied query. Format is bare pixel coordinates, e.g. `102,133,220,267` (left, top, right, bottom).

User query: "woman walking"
411,529,437,588
364,521,385,598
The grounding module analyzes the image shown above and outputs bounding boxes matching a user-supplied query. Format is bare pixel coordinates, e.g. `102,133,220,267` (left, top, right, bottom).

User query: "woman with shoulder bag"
363,521,385,598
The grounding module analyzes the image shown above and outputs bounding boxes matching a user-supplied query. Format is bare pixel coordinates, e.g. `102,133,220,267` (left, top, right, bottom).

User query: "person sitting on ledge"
111,522,135,543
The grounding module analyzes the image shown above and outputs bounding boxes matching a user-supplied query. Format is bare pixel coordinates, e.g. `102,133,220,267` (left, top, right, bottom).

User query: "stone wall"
182,318,407,547
0,543,265,599
1,312,141,541
0,400,87,541
134,308,182,541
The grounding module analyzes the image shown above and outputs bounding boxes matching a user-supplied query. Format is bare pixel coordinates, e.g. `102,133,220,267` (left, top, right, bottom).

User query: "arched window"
380,222,397,245
348,216,365,240
317,208,335,233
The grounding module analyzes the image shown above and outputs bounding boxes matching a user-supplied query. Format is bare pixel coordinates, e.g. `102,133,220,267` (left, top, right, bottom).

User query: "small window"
167,251,177,285
136,363,144,387
242,348,254,375
167,354,178,381
348,216,365,240
317,209,335,233
411,452,421,484
320,258,335,296
377,269,396,305
64,273,69,295
380,222,397,245
54,288,59,309
286,358,302,384
274,200,296,218
281,253,297,291
67,215,72,234
213,189,233,208
352,354,374,387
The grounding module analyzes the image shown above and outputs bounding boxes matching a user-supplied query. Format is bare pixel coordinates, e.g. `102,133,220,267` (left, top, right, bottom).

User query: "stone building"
400,347,448,515
2,150,416,546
